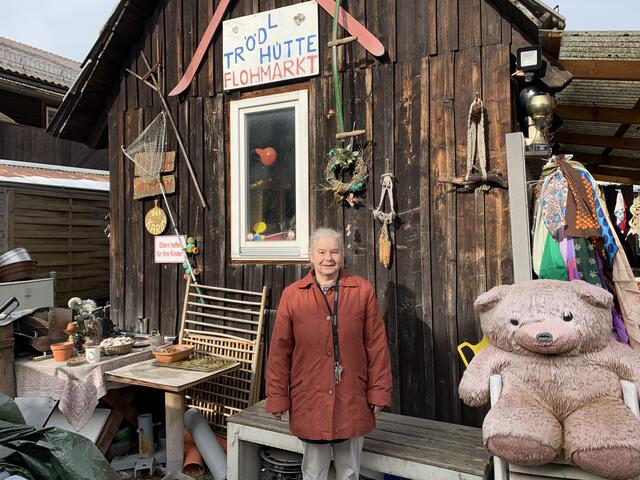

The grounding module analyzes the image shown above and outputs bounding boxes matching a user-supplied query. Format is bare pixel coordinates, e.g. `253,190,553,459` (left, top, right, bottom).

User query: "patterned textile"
15,348,153,430
558,159,601,238
615,190,627,233
573,237,601,287
627,196,640,239
539,169,568,239
576,169,619,265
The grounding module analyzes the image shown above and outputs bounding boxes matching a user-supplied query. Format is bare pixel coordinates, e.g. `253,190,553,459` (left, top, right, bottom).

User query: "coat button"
328,390,333,395
327,351,331,356
326,315,331,321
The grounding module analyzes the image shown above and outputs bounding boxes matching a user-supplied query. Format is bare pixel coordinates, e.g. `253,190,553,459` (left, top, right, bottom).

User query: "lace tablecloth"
15,348,153,430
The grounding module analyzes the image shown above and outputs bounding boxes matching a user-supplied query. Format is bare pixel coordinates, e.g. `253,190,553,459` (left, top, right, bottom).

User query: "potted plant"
67,297,102,348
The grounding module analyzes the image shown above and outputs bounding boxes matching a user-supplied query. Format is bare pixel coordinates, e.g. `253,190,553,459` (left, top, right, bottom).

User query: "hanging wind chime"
439,95,507,191
372,163,396,269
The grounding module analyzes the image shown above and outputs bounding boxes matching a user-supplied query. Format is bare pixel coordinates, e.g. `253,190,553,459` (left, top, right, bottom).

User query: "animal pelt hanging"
372,173,396,268
439,97,507,191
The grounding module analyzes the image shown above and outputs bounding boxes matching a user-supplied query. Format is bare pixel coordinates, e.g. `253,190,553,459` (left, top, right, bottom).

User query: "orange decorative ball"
255,147,277,166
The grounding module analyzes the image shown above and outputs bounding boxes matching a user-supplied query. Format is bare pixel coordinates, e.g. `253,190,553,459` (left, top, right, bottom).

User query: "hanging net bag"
122,112,167,186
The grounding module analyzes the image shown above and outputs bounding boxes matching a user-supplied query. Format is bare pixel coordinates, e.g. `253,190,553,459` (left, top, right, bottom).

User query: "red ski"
170,0,385,96
168,0,233,96
314,0,385,57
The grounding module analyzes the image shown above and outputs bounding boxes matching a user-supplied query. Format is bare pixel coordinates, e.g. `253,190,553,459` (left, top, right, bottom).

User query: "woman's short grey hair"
309,228,344,254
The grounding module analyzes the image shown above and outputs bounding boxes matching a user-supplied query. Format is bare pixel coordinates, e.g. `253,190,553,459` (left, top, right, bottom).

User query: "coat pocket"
289,377,304,393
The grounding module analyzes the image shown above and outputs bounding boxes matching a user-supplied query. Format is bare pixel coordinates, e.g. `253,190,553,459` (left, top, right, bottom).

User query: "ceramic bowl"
153,344,194,364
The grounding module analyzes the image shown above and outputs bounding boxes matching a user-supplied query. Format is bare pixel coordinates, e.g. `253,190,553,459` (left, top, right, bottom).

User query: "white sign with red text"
154,235,187,264
222,2,319,90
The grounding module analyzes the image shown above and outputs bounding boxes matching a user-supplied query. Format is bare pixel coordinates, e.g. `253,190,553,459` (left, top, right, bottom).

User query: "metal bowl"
0,248,32,267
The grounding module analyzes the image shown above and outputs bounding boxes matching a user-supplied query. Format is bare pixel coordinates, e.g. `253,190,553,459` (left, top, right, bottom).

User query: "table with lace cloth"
15,347,153,430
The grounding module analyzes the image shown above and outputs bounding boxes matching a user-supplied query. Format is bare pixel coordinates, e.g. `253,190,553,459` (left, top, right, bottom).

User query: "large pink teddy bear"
459,279,640,480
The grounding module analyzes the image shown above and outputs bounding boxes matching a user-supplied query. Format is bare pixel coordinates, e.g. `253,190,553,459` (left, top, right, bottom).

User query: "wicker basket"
101,343,133,356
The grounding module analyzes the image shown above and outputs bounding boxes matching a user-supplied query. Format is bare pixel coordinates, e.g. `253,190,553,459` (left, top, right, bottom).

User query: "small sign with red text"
154,235,187,264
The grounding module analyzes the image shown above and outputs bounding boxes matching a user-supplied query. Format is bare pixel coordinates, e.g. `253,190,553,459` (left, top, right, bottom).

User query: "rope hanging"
466,96,487,183
372,171,396,269
437,95,507,191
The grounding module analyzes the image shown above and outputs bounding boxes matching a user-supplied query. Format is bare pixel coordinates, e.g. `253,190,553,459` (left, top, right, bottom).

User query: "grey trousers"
301,437,365,480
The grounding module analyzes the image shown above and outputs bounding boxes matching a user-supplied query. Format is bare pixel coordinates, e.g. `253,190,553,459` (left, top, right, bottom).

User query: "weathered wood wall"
0,123,108,170
0,185,110,306
107,0,519,426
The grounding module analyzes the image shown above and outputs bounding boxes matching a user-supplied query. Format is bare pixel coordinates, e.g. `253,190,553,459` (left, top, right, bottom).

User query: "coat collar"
297,269,358,288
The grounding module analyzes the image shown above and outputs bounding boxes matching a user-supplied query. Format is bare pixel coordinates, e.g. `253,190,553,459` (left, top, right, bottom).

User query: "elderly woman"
266,228,392,480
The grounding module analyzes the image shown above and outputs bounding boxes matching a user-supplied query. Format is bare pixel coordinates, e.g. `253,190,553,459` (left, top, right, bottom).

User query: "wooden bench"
227,400,491,480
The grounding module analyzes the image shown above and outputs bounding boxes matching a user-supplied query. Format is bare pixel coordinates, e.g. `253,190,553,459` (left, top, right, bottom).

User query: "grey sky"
554,0,638,30
0,0,637,62
0,1,119,62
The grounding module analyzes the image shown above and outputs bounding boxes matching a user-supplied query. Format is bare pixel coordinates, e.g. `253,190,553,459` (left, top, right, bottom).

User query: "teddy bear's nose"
536,332,554,343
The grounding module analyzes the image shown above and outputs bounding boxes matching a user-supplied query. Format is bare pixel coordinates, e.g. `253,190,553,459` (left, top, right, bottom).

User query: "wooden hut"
48,0,569,426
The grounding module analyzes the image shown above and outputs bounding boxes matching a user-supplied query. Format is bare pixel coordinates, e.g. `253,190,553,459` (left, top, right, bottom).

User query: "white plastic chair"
490,374,640,480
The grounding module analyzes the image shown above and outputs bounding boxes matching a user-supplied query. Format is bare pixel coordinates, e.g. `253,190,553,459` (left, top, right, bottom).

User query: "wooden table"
106,358,239,473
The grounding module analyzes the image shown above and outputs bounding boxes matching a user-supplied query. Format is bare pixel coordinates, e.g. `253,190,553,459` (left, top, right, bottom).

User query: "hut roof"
0,36,80,92
554,31,640,183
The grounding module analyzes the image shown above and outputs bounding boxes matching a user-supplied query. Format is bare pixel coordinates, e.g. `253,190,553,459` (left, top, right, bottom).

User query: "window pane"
245,108,296,242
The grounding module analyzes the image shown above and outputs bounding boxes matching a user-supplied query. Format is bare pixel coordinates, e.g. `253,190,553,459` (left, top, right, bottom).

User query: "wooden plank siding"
2,185,109,306
0,123,107,170
105,0,520,426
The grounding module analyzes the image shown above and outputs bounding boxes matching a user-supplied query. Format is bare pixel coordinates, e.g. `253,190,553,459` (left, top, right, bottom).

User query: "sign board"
222,1,319,90
154,235,187,264
133,175,176,200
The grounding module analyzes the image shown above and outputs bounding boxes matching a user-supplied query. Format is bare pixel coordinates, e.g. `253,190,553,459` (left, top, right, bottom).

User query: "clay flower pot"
51,341,74,362
255,147,277,166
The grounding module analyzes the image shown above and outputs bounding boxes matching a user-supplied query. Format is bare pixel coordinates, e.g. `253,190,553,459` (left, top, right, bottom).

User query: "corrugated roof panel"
623,125,640,138
559,144,607,156
555,80,640,109
558,120,620,136
610,149,640,159
559,31,640,60
0,160,108,190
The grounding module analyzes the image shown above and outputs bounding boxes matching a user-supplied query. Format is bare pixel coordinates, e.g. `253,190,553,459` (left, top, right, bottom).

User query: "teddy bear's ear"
570,280,613,308
474,285,511,313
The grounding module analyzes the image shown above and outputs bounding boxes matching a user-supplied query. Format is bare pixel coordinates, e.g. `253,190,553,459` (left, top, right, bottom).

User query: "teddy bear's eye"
510,318,519,326
562,311,573,322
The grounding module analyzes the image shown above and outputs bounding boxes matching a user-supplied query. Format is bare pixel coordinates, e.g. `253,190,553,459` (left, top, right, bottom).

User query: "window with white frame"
45,106,58,128
230,90,309,261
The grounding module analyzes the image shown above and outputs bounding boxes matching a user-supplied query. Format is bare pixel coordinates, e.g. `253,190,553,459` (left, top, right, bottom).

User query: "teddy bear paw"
487,435,557,466
573,447,640,480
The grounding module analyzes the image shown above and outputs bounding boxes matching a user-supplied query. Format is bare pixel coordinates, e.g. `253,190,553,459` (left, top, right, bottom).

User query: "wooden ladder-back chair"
178,278,268,436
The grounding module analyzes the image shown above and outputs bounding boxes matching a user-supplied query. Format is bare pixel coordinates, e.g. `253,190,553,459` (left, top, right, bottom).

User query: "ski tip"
371,45,385,57
168,84,187,96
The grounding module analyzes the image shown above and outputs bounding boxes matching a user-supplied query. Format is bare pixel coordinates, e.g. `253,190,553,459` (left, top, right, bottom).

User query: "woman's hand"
272,410,288,420
370,405,383,415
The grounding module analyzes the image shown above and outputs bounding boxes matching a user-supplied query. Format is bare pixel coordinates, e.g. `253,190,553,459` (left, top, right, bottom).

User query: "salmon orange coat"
265,270,392,440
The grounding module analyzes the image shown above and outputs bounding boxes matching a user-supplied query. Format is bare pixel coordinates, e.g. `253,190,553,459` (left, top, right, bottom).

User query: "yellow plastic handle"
457,336,490,369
